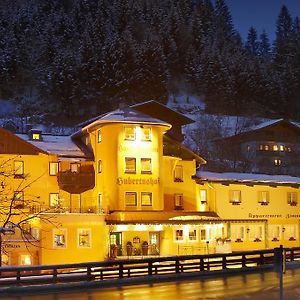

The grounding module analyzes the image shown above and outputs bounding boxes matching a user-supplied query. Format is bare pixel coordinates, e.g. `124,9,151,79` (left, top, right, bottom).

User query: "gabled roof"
219,119,300,142
16,133,88,159
194,171,300,187
72,107,171,138
131,100,194,126
163,135,206,164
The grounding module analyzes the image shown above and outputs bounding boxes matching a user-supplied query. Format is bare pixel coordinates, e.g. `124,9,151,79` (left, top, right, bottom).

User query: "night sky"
226,0,300,42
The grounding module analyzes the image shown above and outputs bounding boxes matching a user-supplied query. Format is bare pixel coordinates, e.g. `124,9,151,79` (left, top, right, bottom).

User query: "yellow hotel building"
0,101,300,266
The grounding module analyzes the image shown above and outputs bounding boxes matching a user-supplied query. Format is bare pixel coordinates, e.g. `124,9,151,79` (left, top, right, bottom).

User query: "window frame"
78,228,91,248
70,163,80,173
141,158,152,174
229,190,241,205
125,192,137,207
14,160,24,177
53,229,67,248
174,165,183,182
287,192,298,206
124,126,136,141
125,157,136,174
174,229,184,242
141,127,151,141
49,193,60,208
13,191,24,208
174,193,183,210
49,162,59,176
258,191,269,205
141,192,152,207
98,160,102,173
97,129,102,143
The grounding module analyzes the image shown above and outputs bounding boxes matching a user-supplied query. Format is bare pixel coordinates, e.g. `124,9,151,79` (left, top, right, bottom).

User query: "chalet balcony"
57,168,95,194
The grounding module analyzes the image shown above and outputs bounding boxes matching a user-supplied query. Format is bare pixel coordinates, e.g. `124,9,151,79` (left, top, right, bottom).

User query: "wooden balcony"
57,168,95,194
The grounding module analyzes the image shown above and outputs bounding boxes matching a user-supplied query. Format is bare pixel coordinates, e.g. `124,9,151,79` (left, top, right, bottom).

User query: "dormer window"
29,129,42,141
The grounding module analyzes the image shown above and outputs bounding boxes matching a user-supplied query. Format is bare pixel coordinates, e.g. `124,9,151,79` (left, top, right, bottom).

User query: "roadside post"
274,245,285,300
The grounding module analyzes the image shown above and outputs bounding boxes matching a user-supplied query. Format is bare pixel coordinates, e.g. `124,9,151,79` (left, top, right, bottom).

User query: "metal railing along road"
0,247,300,289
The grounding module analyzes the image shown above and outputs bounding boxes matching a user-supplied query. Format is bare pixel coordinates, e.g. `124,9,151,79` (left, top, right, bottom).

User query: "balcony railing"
29,205,104,214
57,168,95,194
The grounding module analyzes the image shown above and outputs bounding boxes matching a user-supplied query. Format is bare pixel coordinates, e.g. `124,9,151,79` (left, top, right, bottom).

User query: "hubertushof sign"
117,177,160,185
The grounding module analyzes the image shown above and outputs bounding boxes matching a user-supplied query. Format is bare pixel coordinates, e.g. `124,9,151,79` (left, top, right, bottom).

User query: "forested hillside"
0,0,299,124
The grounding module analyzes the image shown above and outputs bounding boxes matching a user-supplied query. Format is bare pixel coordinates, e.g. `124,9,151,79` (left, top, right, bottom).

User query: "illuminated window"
98,160,102,173
78,228,91,248
14,161,24,176
200,190,207,204
141,158,152,174
273,144,278,151
141,192,152,206
229,190,241,205
264,145,269,151
188,229,198,241
49,193,60,207
274,159,281,166
283,224,297,241
175,229,184,241
53,229,67,248
124,127,135,140
268,225,281,241
231,225,245,242
97,130,102,143
258,191,269,205
125,157,136,173
286,146,292,152
249,225,263,242
287,192,297,206
200,229,207,241
259,144,264,151
20,254,32,265
279,145,284,151
49,162,59,176
125,192,137,206
174,165,183,182
141,127,151,141
71,163,80,173
174,193,183,209
33,133,41,140
13,191,24,208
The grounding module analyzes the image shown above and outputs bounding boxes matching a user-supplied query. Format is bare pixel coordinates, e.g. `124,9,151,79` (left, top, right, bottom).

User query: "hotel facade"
0,101,300,266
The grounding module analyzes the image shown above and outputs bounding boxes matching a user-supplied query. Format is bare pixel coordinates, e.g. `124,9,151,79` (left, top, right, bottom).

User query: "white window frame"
248,225,264,242
53,229,67,248
78,228,91,248
174,165,183,182
174,193,183,209
98,160,102,173
141,127,151,141
49,193,60,207
188,228,198,242
200,190,207,204
287,192,297,206
231,225,245,242
97,129,102,143
258,191,269,205
268,225,281,241
49,162,59,176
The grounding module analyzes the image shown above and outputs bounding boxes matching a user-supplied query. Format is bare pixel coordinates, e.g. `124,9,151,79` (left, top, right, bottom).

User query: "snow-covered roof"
73,108,171,137
16,133,87,158
220,119,300,141
196,171,300,185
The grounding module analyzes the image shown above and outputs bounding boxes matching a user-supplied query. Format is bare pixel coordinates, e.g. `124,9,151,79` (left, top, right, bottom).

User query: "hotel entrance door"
149,232,160,255
110,232,123,256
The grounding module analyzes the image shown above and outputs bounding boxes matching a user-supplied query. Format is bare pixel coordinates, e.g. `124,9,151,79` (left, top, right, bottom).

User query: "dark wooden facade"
0,128,43,155
57,165,95,194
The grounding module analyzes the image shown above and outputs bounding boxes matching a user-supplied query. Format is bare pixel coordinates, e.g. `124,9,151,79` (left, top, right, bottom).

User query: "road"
2,268,300,300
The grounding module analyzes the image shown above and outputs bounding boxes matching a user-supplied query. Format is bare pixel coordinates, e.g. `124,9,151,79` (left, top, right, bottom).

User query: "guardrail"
1,247,300,288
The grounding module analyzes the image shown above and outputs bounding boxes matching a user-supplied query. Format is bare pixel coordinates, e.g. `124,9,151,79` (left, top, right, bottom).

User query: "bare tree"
0,158,58,267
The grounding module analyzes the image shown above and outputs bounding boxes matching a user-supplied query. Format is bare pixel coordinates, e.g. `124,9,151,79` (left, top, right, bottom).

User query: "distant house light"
28,129,42,141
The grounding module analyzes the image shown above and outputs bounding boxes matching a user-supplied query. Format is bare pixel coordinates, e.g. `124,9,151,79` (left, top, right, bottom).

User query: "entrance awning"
105,210,221,225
